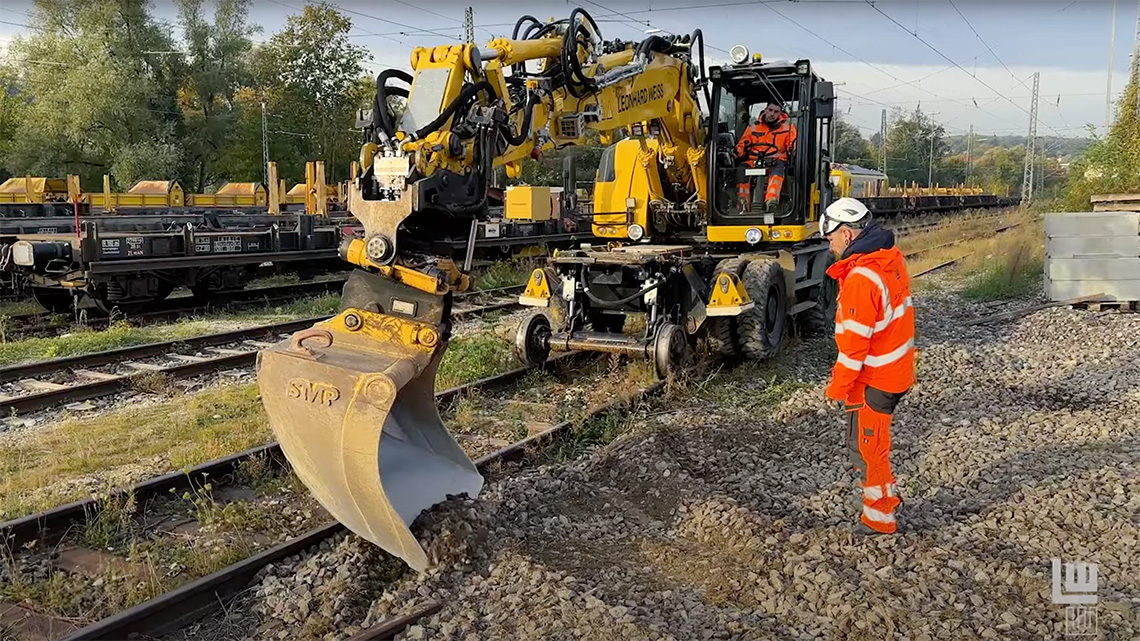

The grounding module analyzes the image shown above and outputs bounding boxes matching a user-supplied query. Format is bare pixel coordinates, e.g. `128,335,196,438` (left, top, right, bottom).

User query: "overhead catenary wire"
863,0,1067,139
947,0,1029,91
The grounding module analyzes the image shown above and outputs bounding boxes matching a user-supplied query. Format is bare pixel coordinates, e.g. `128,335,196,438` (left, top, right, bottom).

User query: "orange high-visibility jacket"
825,227,916,400
735,113,797,165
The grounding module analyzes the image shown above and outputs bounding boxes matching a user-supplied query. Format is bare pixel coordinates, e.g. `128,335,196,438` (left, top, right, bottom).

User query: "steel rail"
0,353,580,550
55,371,663,641
0,297,525,416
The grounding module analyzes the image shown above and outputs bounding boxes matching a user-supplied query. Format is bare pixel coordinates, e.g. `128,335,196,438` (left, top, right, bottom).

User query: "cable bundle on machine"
560,8,601,99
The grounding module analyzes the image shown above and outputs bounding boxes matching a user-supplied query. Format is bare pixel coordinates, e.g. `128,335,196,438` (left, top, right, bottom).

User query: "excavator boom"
256,8,713,570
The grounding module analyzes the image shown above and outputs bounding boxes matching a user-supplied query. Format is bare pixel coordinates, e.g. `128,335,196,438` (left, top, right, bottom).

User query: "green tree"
833,117,875,168
3,0,183,188
884,107,947,188
0,63,26,182
972,146,1024,196
249,4,371,183
1061,61,1140,210
176,0,257,191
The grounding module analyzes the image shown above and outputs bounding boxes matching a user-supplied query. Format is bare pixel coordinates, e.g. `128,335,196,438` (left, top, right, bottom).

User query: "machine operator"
821,197,916,535
735,101,797,211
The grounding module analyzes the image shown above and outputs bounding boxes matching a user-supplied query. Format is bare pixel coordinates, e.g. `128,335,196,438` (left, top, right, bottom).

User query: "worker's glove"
825,394,845,412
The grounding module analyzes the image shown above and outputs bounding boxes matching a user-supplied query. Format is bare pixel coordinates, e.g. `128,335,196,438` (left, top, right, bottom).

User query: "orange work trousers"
844,383,905,533
736,162,786,209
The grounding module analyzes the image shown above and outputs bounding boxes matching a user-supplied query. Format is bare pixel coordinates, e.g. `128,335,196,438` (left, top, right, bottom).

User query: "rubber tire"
514,310,552,366
738,259,788,360
795,251,838,338
654,322,690,380
706,257,748,358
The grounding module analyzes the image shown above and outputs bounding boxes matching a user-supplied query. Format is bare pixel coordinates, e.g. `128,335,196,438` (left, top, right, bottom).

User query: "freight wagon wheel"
189,284,213,300
93,282,174,317
706,257,748,358
795,251,838,338
737,259,788,360
514,310,552,367
654,322,690,380
30,287,75,314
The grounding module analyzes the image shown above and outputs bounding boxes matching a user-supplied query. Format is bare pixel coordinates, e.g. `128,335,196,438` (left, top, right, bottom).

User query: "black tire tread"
796,250,837,338
738,258,787,360
706,257,748,358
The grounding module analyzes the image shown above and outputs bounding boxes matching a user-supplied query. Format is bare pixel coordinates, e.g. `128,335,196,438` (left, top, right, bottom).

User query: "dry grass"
0,383,268,520
473,258,544,290
897,208,1040,287
0,321,533,522
958,217,1045,300
0,294,342,367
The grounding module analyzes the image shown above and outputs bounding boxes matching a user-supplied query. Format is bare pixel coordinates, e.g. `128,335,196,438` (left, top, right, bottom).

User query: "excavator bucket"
256,309,483,571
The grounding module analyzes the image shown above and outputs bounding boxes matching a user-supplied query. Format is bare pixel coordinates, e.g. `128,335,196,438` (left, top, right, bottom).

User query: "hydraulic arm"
256,9,713,570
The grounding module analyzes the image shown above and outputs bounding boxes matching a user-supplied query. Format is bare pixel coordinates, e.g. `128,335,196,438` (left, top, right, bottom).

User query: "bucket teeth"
257,309,483,571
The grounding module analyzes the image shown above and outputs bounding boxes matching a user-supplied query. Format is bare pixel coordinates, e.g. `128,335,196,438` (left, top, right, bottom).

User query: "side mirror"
815,81,834,119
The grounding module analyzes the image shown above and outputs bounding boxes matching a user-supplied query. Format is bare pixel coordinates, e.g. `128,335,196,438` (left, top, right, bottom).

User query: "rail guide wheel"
515,310,553,367
653,322,690,380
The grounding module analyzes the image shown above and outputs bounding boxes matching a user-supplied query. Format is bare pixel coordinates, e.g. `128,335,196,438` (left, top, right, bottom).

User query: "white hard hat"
821,197,871,236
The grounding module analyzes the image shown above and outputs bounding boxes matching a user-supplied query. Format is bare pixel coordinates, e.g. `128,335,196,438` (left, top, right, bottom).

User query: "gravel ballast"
246,284,1139,640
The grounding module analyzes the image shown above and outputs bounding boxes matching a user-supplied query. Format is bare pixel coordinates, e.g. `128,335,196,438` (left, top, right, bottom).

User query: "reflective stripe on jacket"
735,114,797,164
826,245,916,399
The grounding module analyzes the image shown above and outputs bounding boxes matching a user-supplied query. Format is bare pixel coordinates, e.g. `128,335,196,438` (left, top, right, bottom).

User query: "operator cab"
707,54,834,242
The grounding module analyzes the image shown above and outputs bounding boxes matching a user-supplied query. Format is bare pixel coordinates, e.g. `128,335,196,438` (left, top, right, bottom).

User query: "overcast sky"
2,0,1139,139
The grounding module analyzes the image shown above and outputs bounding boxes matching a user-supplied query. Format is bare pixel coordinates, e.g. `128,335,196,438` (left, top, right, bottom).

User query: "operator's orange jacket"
735,112,797,164
825,223,915,401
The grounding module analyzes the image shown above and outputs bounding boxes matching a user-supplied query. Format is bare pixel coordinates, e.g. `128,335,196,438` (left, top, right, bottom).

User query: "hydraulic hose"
411,81,496,141
512,15,541,39
690,29,711,108
635,35,677,59
500,91,538,147
511,15,543,78
562,8,601,99
374,69,413,142
435,126,494,216
585,280,663,309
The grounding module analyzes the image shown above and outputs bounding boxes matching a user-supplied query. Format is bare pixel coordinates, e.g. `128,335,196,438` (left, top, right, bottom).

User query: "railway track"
903,219,1025,278
1,351,659,640
0,206,1009,419
889,208,1008,237
0,286,525,417
0,208,1005,420
0,216,1018,637
2,279,350,339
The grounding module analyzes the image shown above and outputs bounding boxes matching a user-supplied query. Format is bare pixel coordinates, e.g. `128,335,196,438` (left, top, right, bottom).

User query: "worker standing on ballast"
821,197,915,534
735,101,797,210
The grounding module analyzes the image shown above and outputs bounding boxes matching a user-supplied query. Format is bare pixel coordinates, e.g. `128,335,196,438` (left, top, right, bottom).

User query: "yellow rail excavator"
256,9,838,570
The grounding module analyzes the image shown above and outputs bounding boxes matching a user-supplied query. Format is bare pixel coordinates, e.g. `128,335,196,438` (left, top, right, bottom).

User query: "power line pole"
878,108,887,175
928,134,935,186
1106,0,1118,132
966,124,973,186
464,6,475,44
924,110,941,187
1021,71,1040,203
261,99,269,185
